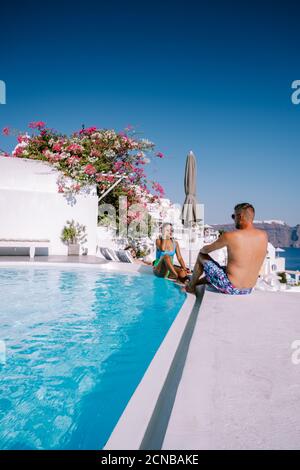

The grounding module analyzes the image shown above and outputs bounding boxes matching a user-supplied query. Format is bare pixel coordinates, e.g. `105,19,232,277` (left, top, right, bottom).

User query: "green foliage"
61,219,87,245
277,272,287,284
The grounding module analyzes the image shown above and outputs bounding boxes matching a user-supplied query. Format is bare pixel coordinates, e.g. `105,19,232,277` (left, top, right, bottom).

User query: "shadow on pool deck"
162,288,300,450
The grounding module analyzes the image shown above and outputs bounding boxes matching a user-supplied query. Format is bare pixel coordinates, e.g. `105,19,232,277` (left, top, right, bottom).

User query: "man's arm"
200,232,229,254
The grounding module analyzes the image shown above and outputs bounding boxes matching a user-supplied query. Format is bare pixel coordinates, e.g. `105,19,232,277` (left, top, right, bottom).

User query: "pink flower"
58,185,65,193
113,161,124,172
90,149,101,158
42,149,52,158
67,155,81,166
106,175,115,183
66,143,83,153
53,143,62,152
17,134,30,144
152,181,165,196
133,167,146,178
79,126,97,135
12,146,24,157
84,164,97,175
156,152,164,158
28,121,46,130
96,174,104,182
2,127,10,136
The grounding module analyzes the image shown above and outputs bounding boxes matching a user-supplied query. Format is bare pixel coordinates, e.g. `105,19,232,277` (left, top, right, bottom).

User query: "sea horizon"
280,247,300,271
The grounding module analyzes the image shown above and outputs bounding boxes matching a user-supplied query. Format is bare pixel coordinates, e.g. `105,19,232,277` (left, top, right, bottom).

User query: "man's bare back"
186,203,268,294
224,227,268,288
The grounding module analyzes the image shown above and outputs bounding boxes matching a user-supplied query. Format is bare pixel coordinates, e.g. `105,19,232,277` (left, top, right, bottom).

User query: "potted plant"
61,220,87,256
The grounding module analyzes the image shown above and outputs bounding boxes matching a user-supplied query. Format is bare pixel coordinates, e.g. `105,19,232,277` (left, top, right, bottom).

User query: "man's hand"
200,233,229,254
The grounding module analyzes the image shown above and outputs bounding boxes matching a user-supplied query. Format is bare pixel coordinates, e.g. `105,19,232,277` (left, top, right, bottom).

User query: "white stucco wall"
0,157,98,255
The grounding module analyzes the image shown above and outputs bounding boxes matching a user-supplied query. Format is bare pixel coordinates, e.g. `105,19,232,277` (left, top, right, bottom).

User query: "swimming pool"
0,266,185,450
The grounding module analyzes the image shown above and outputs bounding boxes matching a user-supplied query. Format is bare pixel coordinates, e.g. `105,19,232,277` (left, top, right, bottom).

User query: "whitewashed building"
260,242,286,274
0,157,98,256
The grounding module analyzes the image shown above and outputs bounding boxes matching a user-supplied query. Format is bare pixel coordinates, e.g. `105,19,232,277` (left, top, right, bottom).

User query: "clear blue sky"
0,0,299,225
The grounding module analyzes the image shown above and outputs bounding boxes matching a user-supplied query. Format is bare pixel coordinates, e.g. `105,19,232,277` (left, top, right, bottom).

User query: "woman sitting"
153,223,190,282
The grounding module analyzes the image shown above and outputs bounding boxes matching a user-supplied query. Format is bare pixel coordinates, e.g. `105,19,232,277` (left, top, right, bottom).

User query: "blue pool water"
281,247,300,271
0,267,185,450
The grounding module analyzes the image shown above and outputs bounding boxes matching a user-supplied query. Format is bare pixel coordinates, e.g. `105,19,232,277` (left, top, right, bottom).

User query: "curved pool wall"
104,286,203,450
0,261,202,450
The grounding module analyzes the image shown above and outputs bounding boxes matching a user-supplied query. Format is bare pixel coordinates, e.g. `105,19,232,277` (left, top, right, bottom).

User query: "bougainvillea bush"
2,122,165,225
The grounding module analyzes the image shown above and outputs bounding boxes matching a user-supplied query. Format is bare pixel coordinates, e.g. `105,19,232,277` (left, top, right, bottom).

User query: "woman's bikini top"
156,239,176,259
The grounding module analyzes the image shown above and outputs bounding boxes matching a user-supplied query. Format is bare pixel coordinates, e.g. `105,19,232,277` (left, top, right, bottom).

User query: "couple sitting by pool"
153,203,268,295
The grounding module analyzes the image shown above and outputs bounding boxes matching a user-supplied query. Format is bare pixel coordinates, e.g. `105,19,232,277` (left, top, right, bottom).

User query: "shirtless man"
186,203,268,295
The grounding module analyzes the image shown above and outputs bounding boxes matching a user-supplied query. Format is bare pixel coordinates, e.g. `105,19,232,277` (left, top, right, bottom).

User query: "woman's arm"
155,238,162,251
157,238,169,252
175,241,188,270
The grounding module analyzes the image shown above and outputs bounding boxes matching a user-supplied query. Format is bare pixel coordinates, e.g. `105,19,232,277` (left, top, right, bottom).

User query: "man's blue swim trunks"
203,260,253,295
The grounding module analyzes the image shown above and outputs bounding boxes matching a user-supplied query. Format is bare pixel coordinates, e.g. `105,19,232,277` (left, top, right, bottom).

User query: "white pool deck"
162,288,300,450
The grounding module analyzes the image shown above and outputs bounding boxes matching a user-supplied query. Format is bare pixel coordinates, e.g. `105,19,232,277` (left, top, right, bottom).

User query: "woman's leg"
168,266,188,282
153,255,178,278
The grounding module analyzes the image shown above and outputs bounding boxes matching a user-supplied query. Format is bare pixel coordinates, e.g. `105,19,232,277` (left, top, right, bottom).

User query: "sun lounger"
98,247,134,263
0,239,50,258
99,247,120,262
116,249,134,263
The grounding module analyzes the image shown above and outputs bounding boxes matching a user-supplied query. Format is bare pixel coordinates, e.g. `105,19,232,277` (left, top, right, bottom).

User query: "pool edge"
0,260,152,275
103,286,205,450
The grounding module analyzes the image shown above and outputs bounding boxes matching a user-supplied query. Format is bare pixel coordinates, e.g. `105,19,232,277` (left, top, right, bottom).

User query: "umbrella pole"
189,224,192,270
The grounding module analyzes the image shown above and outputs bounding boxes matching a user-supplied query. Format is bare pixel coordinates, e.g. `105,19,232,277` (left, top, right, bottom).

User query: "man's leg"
186,252,215,293
194,276,210,286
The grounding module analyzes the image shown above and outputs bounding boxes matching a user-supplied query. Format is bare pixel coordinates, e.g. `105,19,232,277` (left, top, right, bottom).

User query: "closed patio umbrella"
181,151,200,269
